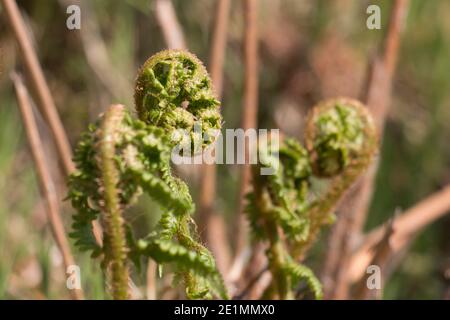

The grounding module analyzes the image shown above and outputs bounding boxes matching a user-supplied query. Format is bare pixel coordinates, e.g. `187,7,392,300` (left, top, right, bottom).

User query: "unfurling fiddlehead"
135,50,222,153
246,98,378,300
67,50,227,299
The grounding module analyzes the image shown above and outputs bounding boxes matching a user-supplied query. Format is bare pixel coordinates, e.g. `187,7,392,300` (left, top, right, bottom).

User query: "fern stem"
254,173,292,299
267,232,291,299
176,215,199,297
99,104,129,300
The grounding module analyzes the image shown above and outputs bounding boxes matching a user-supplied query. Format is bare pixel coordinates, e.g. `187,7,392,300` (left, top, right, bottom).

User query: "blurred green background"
0,0,449,299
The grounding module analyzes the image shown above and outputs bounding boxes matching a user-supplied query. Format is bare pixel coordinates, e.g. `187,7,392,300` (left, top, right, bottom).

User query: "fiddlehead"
68,50,227,300
295,98,378,258
245,98,378,299
135,49,222,153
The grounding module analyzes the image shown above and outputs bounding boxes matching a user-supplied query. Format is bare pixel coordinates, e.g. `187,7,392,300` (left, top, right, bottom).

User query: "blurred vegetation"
0,0,449,299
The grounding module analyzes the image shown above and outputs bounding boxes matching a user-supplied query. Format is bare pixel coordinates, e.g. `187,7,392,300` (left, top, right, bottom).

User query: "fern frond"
135,50,221,153
136,237,228,299
68,49,227,300
245,98,378,299
283,261,323,300
244,193,266,240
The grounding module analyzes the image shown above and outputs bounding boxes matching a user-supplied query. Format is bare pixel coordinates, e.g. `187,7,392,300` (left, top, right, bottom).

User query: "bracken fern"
67,49,377,301
68,50,227,300
245,98,378,299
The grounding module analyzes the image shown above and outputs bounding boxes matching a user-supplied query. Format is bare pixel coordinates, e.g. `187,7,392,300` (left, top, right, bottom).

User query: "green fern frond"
68,49,227,300
283,261,323,300
136,237,228,299
245,98,378,299
244,193,266,240
135,50,221,153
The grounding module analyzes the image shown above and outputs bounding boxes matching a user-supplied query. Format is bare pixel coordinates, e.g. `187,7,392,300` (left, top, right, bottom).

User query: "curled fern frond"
305,98,377,178
68,49,227,300
294,98,378,258
135,50,222,153
245,97,378,299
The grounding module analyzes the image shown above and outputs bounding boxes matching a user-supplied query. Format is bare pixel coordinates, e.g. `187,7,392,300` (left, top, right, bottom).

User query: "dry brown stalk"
3,0,104,246
208,0,231,97
11,72,83,300
154,0,186,49
234,266,271,300
146,259,157,299
238,244,270,299
323,0,409,299
353,217,396,300
348,185,450,284
59,0,132,101
233,0,259,270
198,0,232,275
2,0,74,176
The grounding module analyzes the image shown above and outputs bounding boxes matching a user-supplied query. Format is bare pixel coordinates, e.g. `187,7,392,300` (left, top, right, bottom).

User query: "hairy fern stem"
98,104,130,299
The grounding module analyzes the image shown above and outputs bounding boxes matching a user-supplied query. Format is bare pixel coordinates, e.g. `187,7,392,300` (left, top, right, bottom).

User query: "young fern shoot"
67,50,227,299
245,98,378,300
